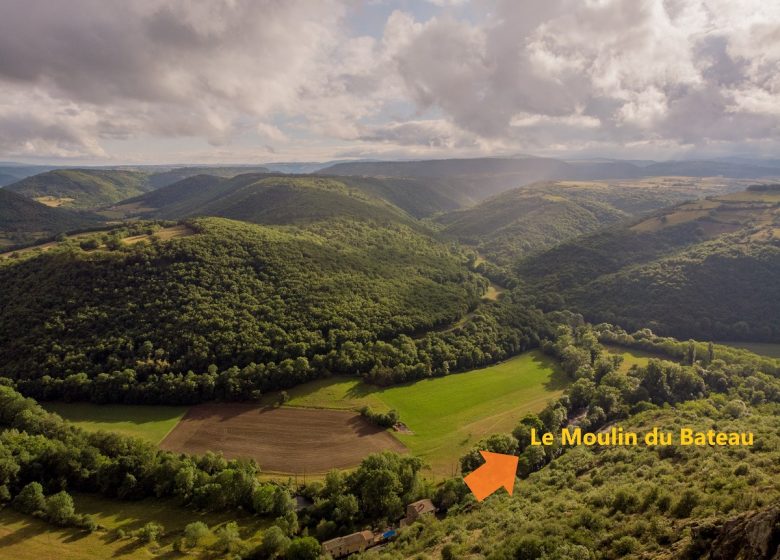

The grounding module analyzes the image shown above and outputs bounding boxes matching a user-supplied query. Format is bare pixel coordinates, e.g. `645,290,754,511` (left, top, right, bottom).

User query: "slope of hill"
0,171,18,186
112,174,450,223
0,216,487,381
0,164,57,185
323,157,780,203
438,179,741,264
519,186,780,341
145,166,270,188
6,169,152,208
0,189,98,248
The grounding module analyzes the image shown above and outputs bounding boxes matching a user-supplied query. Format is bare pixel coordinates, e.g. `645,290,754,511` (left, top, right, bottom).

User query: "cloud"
382,0,780,155
0,0,779,161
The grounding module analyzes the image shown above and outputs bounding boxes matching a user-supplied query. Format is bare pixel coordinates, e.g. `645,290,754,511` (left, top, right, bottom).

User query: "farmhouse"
400,498,436,527
322,530,375,558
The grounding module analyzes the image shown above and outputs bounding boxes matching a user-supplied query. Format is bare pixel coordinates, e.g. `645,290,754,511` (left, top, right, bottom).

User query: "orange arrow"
463,450,518,501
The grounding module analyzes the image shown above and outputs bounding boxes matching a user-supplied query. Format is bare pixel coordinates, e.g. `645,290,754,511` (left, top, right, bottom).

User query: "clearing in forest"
160,405,406,474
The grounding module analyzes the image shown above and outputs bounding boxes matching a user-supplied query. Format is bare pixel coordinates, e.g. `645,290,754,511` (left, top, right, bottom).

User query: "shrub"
612,536,639,555
215,521,244,554
79,238,100,251
671,490,700,518
286,536,321,560
13,482,46,515
254,526,290,558
45,491,75,526
359,405,400,428
135,522,164,544
183,521,210,548
611,488,639,513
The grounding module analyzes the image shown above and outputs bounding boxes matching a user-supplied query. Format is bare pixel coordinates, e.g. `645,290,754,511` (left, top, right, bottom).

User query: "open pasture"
279,350,567,475
43,402,187,444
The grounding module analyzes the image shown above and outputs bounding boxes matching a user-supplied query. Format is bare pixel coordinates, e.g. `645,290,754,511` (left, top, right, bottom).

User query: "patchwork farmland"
47,349,568,477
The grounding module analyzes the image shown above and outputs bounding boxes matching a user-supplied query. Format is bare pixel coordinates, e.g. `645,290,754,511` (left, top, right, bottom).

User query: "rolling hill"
6,169,153,208
518,185,780,341
110,173,457,223
437,178,742,264
144,165,270,188
0,215,488,382
0,189,98,248
322,157,780,203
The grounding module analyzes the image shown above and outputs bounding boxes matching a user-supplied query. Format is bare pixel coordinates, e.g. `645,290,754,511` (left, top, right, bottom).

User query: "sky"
1,0,779,164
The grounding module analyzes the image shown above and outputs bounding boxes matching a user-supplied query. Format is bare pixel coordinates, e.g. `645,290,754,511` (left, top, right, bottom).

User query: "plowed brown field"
160,404,406,473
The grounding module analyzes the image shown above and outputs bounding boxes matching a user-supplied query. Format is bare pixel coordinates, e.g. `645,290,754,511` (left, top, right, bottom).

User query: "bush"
79,238,100,251
671,490,700,518
286,536,321,560
13,482,46,515
611,488,639,514
45,491,75,526
183,521,210,548
612,536,639,555
135,522,164,544
214,521,245,554
253,526,290,559
359,405,400,428
76,514,98,532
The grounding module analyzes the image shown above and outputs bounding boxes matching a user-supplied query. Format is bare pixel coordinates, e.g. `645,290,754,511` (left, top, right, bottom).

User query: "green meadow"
0,493,269,560
42,351,567,476
42,403,188,444
603,343,669,373
717,341,780,359
280,350,568,475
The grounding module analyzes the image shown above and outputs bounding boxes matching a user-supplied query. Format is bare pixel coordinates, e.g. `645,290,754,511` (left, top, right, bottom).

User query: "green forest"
1,166,779,559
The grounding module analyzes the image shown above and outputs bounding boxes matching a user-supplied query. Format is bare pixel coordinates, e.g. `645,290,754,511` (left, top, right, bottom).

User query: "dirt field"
160,404,406,473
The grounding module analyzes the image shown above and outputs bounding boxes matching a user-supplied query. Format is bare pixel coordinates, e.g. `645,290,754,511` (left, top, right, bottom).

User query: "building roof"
322,530,373,550
408,498,436,515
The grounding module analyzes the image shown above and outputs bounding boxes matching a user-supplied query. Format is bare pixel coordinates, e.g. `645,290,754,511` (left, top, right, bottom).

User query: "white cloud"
1,0,779,162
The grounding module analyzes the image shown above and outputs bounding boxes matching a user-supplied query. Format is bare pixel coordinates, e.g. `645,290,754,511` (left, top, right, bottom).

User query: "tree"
183,521,210,548
255,525,290,558
13,482,46,515
686,340,697,365
252,484,276,515
45,491,75,526
287,536,321,560
215,521,244,554
136,522,164,544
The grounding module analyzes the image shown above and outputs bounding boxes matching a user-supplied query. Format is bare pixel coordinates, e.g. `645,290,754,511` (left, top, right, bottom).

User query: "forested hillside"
519,187,780,341
0,216,494,389
6,169,153,208
113,174,459,224
145,166,270,188
0,189,98,247
437,179,737,264
323,157,644,202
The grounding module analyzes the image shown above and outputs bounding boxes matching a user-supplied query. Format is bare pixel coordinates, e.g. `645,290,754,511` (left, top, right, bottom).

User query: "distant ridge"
321,157,780,202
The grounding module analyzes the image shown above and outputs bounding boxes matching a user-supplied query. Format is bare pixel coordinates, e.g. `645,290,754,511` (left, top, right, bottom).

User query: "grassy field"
275,350,567,476
42,351,566,476
603,344,670,373
0,493,269,560
717,341,780,358
43,403,188,444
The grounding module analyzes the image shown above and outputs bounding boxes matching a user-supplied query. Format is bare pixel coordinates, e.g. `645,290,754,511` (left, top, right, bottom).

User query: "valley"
5,5,780,558
46,350,565,477
1,160,779,560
